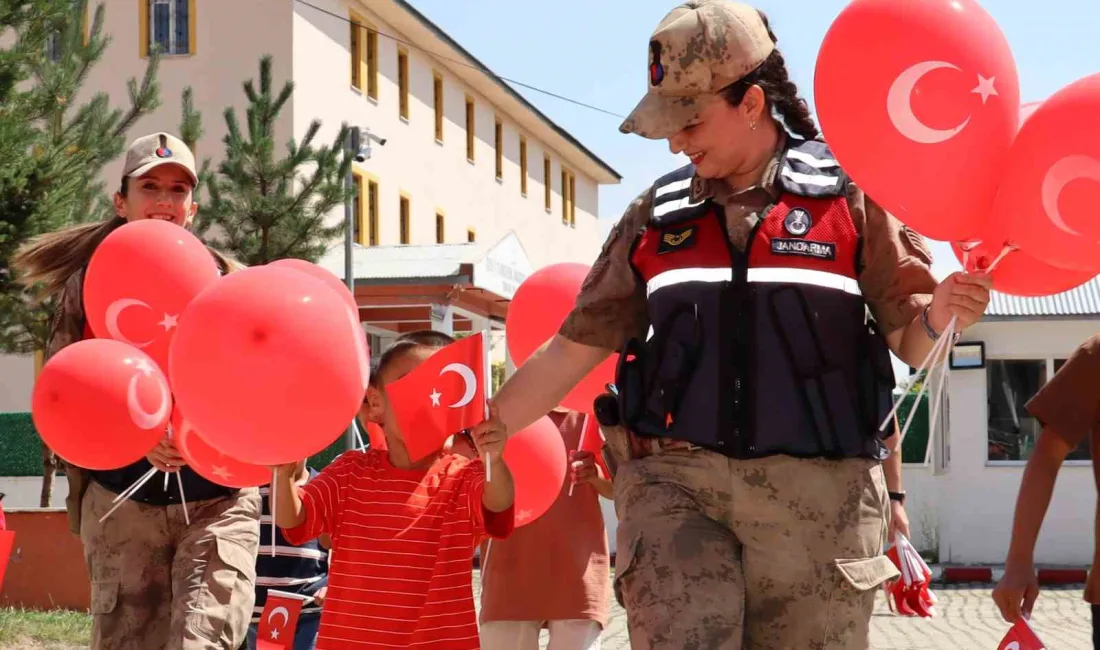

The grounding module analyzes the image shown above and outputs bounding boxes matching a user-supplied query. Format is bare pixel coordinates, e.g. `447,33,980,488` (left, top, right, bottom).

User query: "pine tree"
194,55,353,265
0,0,162,355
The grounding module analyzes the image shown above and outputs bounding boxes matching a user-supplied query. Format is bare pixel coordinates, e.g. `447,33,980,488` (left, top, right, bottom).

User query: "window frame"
397,47,410,121
140,0,196,58
398,193,411,245
465,96,476,163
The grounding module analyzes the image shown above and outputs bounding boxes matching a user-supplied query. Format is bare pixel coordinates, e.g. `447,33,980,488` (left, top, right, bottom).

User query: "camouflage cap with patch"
121,132,198,185
620,0,775,140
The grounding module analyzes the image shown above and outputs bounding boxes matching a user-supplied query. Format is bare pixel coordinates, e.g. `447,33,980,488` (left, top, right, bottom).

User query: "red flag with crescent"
256,590,305,649
997,617,1045,650
386,333,487,462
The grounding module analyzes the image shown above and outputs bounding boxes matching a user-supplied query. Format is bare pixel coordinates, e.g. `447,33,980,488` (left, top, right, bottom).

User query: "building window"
367,179,379,246
397,48,409,121
543,154,552,211
365,27,378,99
987,359,1047,462
467,228,476,243
399,194,411,244
141,0,195,57
350,18,361,89
494,118,503,181
435,212,445,244
561,169,575,226
352,171,365,245
433,72,444,142
465,96,475,162
519,136,528,196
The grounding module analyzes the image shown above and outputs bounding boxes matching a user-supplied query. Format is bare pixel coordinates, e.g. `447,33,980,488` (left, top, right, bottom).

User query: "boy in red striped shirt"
271,332,515,649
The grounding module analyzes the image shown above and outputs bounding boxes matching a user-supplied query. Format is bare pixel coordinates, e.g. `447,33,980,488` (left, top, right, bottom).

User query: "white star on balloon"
270,628,280,640
211,465,232,481
429,388,442,407
135,358,156,376
159,313,178,331
971,74,997,104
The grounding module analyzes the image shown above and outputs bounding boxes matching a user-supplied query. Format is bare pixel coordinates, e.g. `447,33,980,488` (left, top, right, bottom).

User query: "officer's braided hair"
720,11,820,142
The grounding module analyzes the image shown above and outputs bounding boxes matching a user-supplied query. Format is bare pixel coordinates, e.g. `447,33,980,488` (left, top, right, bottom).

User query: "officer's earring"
749,120,757,131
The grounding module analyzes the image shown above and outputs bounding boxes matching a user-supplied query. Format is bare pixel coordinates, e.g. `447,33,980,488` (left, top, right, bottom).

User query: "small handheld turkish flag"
386,333,487,461
0,530,13,594
256,590,306,649
997,617,1045,650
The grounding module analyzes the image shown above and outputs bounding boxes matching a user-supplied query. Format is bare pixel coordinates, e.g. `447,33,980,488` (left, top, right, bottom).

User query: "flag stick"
111,466,158,504
176,473,190,525
269,469,278,557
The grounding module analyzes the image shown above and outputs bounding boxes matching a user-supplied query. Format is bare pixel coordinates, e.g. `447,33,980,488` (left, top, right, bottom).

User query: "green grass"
0,608,91,649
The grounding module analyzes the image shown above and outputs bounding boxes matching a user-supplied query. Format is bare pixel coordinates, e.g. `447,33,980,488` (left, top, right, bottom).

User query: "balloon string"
270,469,278,558
99,467,160,523
176,473,190,526
878,321,952,433
112,466,159,504
922,318,957,465
985,244,1016,273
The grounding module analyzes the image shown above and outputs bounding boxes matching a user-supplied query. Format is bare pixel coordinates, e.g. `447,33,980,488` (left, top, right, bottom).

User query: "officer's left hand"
928,271,992,333
313,586,327,606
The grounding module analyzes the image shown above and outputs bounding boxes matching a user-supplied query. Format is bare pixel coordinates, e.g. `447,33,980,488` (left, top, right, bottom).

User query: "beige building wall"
1,0,618,414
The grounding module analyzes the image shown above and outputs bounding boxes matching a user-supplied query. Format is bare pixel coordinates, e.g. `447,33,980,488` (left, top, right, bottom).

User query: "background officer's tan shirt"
559,146,938,351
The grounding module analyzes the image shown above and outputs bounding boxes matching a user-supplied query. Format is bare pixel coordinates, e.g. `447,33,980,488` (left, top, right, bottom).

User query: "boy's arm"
993,336,1100,622
481,457,514,514
275,452,358,545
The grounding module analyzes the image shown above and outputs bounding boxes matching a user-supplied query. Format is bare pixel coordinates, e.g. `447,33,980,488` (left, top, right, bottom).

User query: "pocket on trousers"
90,580,119,615
834,555,900,592
186,536,258,642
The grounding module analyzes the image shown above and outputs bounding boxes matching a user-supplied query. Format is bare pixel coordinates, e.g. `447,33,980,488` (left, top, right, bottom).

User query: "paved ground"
472,572,1093,649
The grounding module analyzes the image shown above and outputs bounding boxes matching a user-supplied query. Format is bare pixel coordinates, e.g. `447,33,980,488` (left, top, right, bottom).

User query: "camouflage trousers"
80,480,262,650
612,447,899,650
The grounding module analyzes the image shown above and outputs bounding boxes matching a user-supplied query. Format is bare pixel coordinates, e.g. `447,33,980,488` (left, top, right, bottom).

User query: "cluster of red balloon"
473,263,614,527
815,0,1100,296
32,220,369,485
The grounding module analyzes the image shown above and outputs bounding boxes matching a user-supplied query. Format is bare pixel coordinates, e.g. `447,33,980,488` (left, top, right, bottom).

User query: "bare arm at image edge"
494,193,650,437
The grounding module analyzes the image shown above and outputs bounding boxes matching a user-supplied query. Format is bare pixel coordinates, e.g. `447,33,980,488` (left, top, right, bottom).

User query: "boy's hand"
269,463,299,479
471,400,507,464
569,450,602,485
147,434,186,472
993,561,1039,622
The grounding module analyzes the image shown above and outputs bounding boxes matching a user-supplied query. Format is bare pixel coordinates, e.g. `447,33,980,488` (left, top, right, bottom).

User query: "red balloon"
814,0,1019,241
951,239,1095,298
365,421,387,451
502,416,568,527
995,74,1100,271
506,263,616,414
268,258,358,314
32,339,170,470
168,265,369,466
83,220,220,376
171,407,269,488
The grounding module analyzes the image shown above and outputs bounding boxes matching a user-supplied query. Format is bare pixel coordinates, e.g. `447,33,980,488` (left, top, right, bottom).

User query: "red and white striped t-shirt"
282,449,513,649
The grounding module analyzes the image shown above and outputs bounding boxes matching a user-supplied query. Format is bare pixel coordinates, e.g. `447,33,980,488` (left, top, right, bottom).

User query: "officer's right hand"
992,561,1039,622
146,435,186,472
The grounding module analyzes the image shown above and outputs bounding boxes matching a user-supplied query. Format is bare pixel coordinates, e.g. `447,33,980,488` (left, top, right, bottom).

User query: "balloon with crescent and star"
814,0,1019,242
84,219,220,376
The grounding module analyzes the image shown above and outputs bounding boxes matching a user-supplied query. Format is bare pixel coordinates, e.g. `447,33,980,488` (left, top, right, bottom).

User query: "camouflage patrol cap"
620,0,775,139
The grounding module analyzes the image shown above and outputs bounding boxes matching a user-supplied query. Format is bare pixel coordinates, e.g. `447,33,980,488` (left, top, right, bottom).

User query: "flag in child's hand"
0,530,13,593
256,589,305,649
997,617,1045,650
579,414,610,479
386,333,487,462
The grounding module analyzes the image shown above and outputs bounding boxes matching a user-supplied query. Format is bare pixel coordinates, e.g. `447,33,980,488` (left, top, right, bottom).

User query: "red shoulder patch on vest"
749,194,859,279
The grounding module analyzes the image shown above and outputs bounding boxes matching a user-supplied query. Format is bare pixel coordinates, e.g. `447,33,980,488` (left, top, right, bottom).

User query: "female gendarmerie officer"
472,1,992,648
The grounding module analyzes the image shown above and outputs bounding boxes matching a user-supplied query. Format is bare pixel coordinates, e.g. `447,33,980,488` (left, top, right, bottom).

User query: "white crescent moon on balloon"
105,298,155,348
126,364,171,430
1004,643,1020,650
1041,154,1100,237
439,363,477,409
887,61,971,145
267,606,289,627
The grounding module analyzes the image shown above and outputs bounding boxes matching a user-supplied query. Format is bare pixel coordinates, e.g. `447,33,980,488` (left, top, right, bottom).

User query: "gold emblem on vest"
662,228,693,247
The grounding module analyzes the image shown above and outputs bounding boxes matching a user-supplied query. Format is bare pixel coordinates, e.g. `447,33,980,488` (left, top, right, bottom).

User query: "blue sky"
410,0,1100,280
408,0,1100,380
